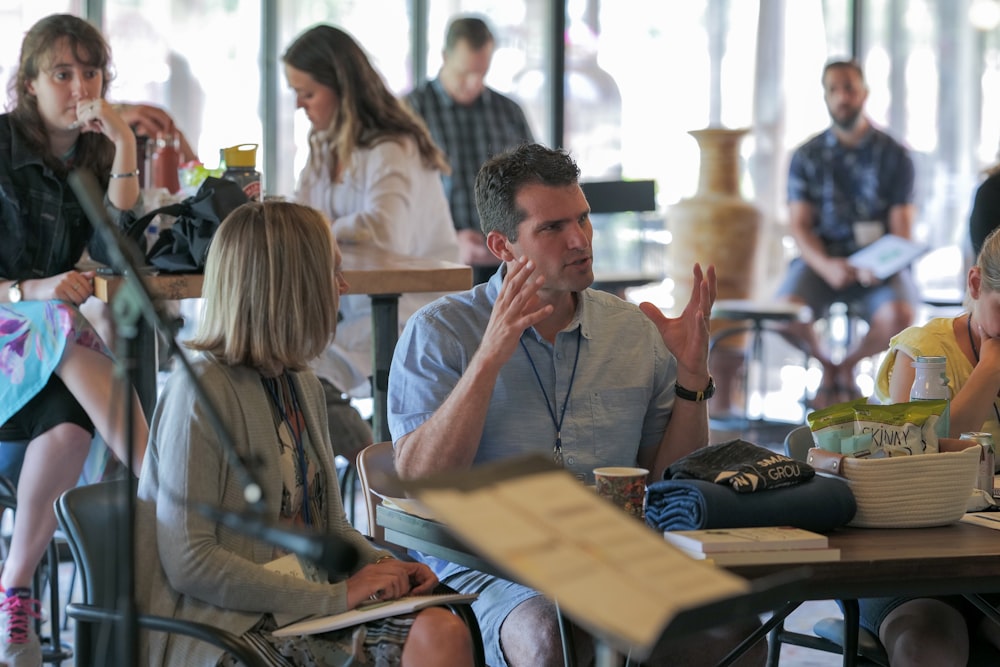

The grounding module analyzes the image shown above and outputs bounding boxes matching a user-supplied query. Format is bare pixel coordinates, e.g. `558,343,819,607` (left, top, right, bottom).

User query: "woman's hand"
24,270,96,306
75,99,132,146
344,558,438,609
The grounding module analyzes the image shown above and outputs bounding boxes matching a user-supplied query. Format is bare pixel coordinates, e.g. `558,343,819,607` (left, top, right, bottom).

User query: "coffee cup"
593,466,649,519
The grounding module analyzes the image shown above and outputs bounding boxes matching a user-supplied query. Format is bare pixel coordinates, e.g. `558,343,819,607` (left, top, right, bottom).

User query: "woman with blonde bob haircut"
191,201,340,374
135,201,474,667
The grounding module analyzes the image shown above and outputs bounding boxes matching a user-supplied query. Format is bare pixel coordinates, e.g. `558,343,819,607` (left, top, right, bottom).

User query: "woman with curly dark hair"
0,14,147,664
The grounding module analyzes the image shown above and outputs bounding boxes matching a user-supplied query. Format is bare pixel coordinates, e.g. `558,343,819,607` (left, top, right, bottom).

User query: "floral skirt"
0,300,109,426
217,613,416,666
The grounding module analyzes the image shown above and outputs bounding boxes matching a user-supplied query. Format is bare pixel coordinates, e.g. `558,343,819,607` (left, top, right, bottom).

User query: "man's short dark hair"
822,58,865,86
445,16,494,52
475,143,581,242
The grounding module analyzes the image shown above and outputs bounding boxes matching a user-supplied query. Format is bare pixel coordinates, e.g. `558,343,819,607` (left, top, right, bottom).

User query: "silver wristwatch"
7,280,22,303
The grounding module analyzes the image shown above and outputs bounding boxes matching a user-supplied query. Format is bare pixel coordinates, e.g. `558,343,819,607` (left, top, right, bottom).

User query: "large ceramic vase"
670,128,762,414
669,128,762,309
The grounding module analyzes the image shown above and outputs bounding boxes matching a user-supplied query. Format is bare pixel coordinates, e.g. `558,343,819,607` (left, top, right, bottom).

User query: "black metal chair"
54,479,267,667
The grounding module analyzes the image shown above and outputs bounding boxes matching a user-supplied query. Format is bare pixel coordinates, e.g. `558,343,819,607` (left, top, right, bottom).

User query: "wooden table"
95,244,471,441
377,504,1000,665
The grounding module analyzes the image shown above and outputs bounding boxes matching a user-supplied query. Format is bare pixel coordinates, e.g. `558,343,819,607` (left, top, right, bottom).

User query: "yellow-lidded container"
222,144,258,167
221,144,261,200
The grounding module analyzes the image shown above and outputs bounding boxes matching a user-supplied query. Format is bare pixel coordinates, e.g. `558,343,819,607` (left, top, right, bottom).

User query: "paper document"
405,458,751,659
373,492,437,520
273,593,478,636
847,234,928,280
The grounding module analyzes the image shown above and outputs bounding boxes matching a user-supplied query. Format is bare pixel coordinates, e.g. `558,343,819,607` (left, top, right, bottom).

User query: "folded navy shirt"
666,438,814,493
645,475,857,533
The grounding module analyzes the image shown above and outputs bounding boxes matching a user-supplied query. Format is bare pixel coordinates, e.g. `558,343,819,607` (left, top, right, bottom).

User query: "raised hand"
476,257,553,367
74,98,132,145
638,263,716,382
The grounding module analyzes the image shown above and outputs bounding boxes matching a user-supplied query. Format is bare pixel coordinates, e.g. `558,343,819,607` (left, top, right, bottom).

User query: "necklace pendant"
553,446,564,467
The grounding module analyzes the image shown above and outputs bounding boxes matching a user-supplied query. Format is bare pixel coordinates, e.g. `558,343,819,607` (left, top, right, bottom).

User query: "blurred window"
0,2,80,108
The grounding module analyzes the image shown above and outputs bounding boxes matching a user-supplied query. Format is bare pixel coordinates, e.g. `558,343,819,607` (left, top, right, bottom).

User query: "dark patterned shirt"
406,78,534,233
787,125,914,257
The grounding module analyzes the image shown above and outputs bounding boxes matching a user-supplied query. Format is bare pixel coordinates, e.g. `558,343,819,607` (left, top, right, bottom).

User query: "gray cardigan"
135,354,384,666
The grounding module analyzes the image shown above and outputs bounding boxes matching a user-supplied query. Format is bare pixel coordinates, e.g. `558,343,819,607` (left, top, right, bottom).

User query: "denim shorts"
436,563,539,667
775,258,919,320
853,596,981,634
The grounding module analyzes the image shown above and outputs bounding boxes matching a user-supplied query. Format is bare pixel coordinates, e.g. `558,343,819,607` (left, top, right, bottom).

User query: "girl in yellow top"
866,227,1000,666
875,230,1000,443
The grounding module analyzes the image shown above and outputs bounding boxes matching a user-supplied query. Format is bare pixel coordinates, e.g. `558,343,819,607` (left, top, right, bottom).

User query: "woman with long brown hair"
283,24,459,462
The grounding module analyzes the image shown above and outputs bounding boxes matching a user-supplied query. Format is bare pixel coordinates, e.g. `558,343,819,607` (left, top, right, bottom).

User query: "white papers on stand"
413,469,750,659
847,234,928,280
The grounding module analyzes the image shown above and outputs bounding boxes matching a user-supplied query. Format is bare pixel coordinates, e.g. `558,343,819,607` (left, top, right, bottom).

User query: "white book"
847,234,928,280
675,545,841,566
663,526,829,554
273,593,479,637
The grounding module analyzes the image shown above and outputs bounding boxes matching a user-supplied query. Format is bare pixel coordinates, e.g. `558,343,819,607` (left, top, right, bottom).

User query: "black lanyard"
519,327,583,466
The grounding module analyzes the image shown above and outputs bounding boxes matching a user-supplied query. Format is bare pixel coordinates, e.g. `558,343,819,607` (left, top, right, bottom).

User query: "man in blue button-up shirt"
777,59,919,407
389,143,766,667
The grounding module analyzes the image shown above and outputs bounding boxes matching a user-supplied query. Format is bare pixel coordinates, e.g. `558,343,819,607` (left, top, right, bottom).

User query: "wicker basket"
841,446,980,528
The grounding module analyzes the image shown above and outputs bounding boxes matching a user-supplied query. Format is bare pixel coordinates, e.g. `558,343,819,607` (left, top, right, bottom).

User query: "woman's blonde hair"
282,24,449,182
189,201,339,374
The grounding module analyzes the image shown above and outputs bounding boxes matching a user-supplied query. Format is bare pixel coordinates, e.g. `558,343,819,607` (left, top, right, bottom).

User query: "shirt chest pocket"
579,386,650,463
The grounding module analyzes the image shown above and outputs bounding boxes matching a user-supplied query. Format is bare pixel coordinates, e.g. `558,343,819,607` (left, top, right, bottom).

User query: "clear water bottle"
910,355,950,401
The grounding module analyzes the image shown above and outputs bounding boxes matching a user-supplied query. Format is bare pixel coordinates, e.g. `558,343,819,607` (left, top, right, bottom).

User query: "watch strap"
675,376,715,401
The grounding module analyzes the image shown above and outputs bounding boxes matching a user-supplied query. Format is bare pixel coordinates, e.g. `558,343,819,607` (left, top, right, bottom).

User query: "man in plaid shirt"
407,15,535,284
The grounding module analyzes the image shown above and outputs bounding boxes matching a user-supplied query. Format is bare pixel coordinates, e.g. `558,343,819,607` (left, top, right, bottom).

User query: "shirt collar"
431,77,492,109
485,264,593,342
822,121,875,149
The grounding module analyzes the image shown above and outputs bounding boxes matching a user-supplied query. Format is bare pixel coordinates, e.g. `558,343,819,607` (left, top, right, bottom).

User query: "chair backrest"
784,425,816,462
56,479,270,667
55,479,132,607
356,441,404,544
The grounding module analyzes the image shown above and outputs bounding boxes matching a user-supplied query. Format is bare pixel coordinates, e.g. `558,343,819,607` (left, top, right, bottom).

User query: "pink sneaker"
0,594,41,667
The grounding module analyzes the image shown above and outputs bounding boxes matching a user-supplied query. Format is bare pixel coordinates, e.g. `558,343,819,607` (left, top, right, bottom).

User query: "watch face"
8,282,21,303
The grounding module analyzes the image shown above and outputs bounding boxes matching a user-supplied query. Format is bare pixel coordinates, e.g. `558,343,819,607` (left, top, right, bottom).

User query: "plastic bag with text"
807,398,949,458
